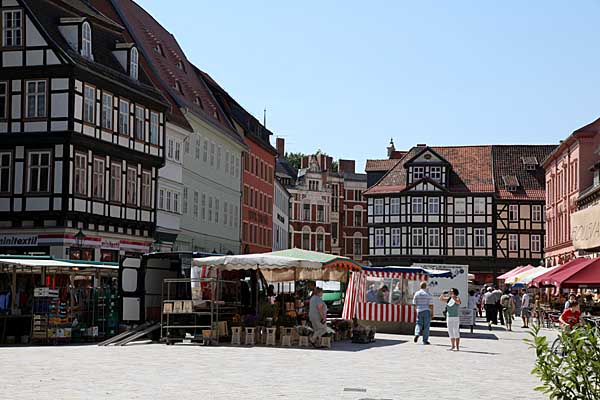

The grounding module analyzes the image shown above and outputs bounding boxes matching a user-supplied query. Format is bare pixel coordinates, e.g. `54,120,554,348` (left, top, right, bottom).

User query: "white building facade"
272,178,290,251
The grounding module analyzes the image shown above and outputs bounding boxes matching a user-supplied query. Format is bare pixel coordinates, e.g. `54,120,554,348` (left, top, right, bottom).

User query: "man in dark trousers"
483,287,498,330
492,287,505,325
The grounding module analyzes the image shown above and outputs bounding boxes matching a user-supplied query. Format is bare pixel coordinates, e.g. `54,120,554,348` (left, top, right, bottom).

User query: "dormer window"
81,22,92,58
502,175,520,192
174,80,183,94
413,166,424,179
154,43,163,55
430,166,442,181
176,60,185,71
2,9,22,47
522,156,538,171
130,47,139,80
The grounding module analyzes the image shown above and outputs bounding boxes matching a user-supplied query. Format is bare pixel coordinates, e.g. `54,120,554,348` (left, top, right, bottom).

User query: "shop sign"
0,234,38,247
101,239,120,250
571,205,600,250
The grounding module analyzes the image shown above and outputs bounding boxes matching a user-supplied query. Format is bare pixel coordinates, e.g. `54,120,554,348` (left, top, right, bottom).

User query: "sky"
137,0,600,171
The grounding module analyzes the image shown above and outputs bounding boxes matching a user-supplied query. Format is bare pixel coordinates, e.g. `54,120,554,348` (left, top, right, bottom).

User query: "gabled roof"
365,145,494,195
276,158,298,181
197,67,277,155
25,0,166,107
402,146,450,166
365,159,401,172
492,145,556,200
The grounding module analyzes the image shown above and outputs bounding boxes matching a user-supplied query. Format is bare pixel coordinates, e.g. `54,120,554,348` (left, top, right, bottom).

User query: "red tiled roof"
365,159,401,172
365,145,495,195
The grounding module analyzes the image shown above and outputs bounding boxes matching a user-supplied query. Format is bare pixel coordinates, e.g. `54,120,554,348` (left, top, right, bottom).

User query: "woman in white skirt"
440,288,462,351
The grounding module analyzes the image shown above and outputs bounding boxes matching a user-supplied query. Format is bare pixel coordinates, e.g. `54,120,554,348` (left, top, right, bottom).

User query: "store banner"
571,205,600,250
0,234,38,246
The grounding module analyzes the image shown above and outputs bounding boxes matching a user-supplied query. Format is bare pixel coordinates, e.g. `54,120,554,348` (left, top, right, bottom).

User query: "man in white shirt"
413,281,433,345
521,291,531,328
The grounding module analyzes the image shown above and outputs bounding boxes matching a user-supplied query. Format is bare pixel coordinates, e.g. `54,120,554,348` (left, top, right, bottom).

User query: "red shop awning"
547,258,600,289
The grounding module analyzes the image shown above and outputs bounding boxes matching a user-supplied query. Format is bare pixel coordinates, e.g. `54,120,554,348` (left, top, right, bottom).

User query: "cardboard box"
163,302,173,314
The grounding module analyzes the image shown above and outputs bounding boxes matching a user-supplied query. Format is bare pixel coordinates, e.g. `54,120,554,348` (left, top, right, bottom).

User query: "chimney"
276,137,285,158
339,159,355,174
301,155,309,169
417,143,427,147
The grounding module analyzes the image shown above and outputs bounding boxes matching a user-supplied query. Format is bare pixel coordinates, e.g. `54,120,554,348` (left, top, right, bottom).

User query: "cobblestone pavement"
0,319,555,400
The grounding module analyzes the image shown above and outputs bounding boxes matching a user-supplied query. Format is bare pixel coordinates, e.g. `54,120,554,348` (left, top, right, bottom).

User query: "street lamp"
75,228,85,249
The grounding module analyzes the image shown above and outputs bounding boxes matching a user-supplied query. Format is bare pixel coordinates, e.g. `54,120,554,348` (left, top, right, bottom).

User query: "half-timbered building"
0,0,167,260
365,143,555,281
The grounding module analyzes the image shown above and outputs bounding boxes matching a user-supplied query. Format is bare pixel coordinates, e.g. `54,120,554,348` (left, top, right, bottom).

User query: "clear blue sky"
137,0,600,171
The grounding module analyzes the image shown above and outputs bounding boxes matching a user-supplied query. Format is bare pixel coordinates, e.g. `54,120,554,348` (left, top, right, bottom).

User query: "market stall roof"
268,248,362,272
0,255,119,270
530,258,588,287
518,265,559,284
191,253,321,270
362,266,452,278
546,258,600,289
497,265,533,281
505,266,546,284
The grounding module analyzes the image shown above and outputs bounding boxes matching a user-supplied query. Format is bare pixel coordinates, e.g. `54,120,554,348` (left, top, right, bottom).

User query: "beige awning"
571,205,600,250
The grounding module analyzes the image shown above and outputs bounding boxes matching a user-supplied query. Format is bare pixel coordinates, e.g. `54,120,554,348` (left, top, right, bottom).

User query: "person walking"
500,289,515,331
308,287,328,347
483,287,497,330
440,288,462,351
467,290,477,333
492,287,504,325
521,291,531,328
413,281,433,345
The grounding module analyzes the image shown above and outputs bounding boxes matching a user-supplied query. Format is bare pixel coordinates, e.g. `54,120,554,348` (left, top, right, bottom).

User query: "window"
316,234,324,252
474,228,486,248
174,81,183,94
0,82,6,119
83,85,95,123
173,192,179,213
225,152,230,174
454,228,466,247
74,153,87,195
101,93,112,129
216,146,222,170
182,187,188,214
532,235,541,253
141,171,151,207
317,205,324,222
428,228,440,247
135,106,144,141
126,167,137,205
532,205,542,222
303,204,311,221
230,155,235,177
215,199,219,223
390,198,400,214
354,209,362,227
203,139,208,162
0,152,11,193
223,201,228,226
208,196,213,222
2,10,22,47
391,228,401,247
454,198,466,215
110,163,121,202
159,190,165,209
428,197,439,214
167,139,174,159
413,166,424,180
374,198,384,215
235,157,240,178
150,112,159,145
509,234,518,251
411,197,423,214
309,180,319,191
210,142,215,166
130,47,139,80
412,227,424,247
27,151,51,193
302,229,310,250
474,198,486,215
175,142,181,162
331,222,338,243
354,238,362,256
509,204,519,222
430,166,442,181
81,22,92,58
118,100,129,135
166,191,171,211
375,228,385,247
26,80,46,118
194,191,199,218
92,158,105,199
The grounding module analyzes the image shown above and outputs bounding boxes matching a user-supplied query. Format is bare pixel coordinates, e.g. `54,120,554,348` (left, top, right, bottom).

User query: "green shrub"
526,324,600,400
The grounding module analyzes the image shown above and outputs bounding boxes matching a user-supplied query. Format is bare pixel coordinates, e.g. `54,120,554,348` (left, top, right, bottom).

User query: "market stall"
497,265,533,284
0,256,118,344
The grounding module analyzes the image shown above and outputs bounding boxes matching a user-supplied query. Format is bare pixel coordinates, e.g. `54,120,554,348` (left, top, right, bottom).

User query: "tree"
526,324,600,399
284,152,304,170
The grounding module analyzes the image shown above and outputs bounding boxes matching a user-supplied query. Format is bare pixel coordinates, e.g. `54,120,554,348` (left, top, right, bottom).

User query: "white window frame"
182,187,188,214
509,204,519,222
208,196,213,222
427,197,439,214
26,80,46,118
158,188,164,209
391,228,401,247
474,228,486,248
81,21,92,58
411,197,423,214
110,163,121,202
0,82,7,119
215,198,220,223
375,228,385,248
412,227,424,247
532,205,542,222
118,100,129,135
126,167,137,205
430,166,442,181
390,198,400,214
474,197,486,215
216,145,221,169
454,228,466,248
74,152,87,196
354,237,362,256
175,142,181,162
101,93,112,130
210,141,215,166
223,201,228,226
2,10,22,47
166,190,171,211
225,152,230,174
509,234,518,251
167,139,174,160
374,198,384,216
428,227,440,247
141,171,151,208
0,152,11,193
130,47,139,80
83,85,95,124
194,191,199,218
135,106,144,141
203,139,208,162
150,112,159,145
413,166,424,180
454,198,466,215
531,234,541,253
27,151,51,193
173,192,179,213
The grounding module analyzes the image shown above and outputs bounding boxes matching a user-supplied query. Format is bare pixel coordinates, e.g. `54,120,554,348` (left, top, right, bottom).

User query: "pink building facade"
544,120,600,266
